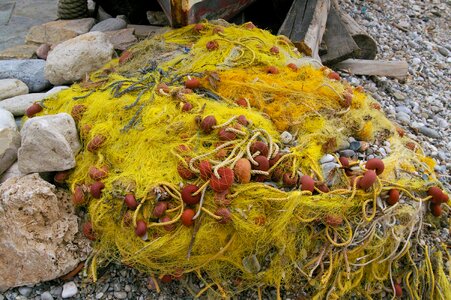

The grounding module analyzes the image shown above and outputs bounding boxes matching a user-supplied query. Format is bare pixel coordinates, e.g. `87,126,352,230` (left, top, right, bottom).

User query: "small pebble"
19,287,33,297
349,141,361,151
113,291,128,299
339,149,356,158
96,292,104,299
320,154,335,164
419,126,440,139
61,282,78,299
280,131,292,144
41,292,54,300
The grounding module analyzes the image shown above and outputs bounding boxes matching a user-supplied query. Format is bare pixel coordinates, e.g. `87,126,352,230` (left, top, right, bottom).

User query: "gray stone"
0,79,29,100
349,141,361,151
90,17,127,32
0,162,25,184
62,282,78,299
45,32,114,85
0,93,47,116
0,174,90,290
19,286,33,297
321,162,339,179
412,57,421,65
18,113,81,174
40,291,54,300
95,292,104,299
396,111,411,124
320,154,334,164
0,108,16,130
395,105,411,114
419,126,440,139
437,46,449,57
50,287,63,296
0,59,50,92
0,128,21,175
113,292,128,300
26,18,96,46
339,149,356,158
392,91,406,100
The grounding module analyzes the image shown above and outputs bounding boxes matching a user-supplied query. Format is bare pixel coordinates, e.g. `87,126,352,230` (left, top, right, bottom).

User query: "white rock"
18,113,81,174
0,79,29,101
0,93,47,116
45,86,69,96
320,154,335,164
40,291,54,300
0,128,21,175
62,282,78,298
0,174,91,290
280,131,293,144
19,286,33,297
45,32,114,85
0,108,17,130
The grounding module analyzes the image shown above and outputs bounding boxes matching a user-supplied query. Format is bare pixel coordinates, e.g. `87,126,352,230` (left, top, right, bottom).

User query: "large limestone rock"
0,93,48,116
18,113,81,173
0,174,91,291
0,128,21,175
45,32,114,85
0,79,29,101
0,59,51,92
25,18,96,46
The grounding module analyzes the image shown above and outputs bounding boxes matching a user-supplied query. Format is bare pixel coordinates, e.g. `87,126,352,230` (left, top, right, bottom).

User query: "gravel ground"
1,0,449,299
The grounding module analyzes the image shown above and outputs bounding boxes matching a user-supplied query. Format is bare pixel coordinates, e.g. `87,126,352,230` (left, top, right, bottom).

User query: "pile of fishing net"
36,21,450,299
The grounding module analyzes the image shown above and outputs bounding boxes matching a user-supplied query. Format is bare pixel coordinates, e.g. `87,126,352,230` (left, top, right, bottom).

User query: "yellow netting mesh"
36,22,450,299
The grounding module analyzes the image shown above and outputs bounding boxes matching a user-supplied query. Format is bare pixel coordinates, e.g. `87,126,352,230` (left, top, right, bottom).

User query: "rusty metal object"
157,0,256,27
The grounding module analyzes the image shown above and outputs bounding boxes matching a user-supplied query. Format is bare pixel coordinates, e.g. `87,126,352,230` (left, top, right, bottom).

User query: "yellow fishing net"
35,22,450,299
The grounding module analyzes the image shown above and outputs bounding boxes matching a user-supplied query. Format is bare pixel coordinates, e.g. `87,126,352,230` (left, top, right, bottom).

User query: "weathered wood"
338,12,377,59
335,59,408,79
320,6,359,65
278,0,330,61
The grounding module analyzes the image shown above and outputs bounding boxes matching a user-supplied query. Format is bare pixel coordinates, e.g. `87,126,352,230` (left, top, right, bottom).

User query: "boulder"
45,32,114,85
0,174,91,291
0,45,39,60
25,18,96,46
0,93,47,116
0,79,29,101
0,59,51,92
18,113,81,174
90,17,127,32
104,28,138,51
0,128,21,175
0,108,16,130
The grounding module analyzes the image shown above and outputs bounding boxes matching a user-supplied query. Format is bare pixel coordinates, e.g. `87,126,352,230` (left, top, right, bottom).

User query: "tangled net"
36,21,450,299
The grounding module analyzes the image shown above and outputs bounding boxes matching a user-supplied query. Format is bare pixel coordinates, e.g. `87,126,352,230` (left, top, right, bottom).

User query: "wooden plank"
335,59,409,79
278,0,330,61
320,6,359,65
277,0,305,38
339,13,377,60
